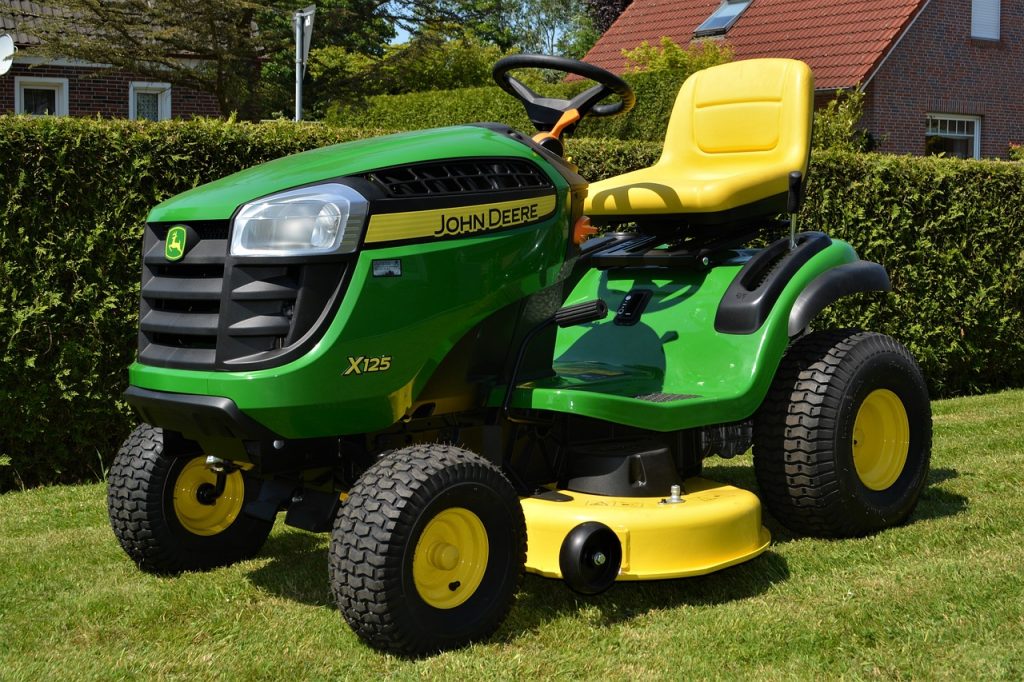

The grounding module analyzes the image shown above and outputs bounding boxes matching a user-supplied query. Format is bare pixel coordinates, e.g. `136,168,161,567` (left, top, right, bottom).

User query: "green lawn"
2,390,1023,680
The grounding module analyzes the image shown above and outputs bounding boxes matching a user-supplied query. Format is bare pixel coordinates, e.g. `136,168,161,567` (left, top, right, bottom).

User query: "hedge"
328,68,702,143
0,117,390,490
2,116,1022,489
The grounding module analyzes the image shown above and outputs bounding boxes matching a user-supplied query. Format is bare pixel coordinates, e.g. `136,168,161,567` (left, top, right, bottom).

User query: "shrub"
327,67,695,142
0,116,389,490
804,150,1024,397
2,116,1023,489
812,88,872,152
621,36,733,73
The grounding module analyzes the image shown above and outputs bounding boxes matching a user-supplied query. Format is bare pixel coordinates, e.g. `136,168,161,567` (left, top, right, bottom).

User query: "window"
129,82,172,121
695,0,753,37
14,77,69,116
971,0,1000,40
926,114,981,159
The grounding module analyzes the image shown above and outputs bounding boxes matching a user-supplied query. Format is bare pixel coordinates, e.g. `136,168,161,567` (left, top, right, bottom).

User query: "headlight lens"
230,183,368,256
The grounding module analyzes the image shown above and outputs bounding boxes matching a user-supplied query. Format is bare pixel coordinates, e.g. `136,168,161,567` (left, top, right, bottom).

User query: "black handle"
787,171,803,214
554,300,608,328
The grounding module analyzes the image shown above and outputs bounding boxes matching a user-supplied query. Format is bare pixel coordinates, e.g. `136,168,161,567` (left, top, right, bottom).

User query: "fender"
787,260,891,337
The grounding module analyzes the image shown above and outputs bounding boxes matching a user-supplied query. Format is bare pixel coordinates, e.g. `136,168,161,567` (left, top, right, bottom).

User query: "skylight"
694,0,752,37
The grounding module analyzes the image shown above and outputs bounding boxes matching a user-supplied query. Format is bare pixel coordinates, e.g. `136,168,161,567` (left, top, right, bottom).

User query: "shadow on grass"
243,464,964,647
498,550,789,641
758,466,968,544
247,529,332,607
246,526,789,644
914,466,968,523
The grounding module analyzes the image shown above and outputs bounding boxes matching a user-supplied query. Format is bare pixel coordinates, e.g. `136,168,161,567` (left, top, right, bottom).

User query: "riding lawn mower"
107,55,931,656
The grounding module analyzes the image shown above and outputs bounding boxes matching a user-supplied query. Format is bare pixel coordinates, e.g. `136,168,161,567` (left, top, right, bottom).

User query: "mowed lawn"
1,390,1022,680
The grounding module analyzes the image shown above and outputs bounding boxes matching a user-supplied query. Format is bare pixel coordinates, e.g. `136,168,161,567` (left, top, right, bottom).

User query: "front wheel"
754,330,931,537
329,444,526,656
107,424,274,573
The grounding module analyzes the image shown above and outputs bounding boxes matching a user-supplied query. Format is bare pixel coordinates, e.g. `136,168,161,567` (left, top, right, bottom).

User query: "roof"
582,0,929,90
0,1,65,46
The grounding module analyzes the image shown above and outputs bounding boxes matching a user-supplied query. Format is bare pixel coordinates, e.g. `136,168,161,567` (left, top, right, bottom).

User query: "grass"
1,390,1023,680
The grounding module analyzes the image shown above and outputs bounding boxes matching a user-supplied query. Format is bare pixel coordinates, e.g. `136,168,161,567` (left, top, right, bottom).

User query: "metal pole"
294,12,303,122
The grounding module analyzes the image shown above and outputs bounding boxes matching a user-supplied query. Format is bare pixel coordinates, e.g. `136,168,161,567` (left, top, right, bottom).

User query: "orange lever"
573,215,598,245
532,108,581,145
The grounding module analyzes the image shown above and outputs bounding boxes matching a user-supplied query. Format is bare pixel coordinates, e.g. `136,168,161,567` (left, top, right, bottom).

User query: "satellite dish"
0,34,16,77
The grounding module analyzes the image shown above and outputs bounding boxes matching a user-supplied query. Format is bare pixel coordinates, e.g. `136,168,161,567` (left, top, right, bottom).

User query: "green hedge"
329,68,697,142
803,150,1024,396
1,116,1023,489
0,117,390,490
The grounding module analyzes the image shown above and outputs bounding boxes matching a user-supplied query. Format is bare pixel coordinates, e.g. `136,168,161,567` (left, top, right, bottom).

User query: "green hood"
147,125,546,222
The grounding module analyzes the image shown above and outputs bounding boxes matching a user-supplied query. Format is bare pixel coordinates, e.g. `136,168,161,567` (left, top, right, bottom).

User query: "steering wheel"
492,54,636,141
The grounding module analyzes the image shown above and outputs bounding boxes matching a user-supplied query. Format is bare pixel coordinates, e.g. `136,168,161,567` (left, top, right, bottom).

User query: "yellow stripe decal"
365,195,557,244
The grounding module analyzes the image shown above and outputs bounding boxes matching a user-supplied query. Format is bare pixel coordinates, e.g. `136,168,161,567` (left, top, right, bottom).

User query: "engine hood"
147,125,554,223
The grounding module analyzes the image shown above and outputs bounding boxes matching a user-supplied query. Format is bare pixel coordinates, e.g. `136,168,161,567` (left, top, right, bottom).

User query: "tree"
29,0,407,120
584,0,631,34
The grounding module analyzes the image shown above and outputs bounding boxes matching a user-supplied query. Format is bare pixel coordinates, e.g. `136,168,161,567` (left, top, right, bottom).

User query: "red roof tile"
582,0,928,89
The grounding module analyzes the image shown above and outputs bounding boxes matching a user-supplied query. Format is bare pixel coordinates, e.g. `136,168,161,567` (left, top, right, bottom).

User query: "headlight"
230,183,368,257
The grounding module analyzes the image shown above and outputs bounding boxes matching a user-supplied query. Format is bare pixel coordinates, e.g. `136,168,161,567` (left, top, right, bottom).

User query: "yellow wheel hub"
852,389,910,491
412,507,488,609
173,457,245,536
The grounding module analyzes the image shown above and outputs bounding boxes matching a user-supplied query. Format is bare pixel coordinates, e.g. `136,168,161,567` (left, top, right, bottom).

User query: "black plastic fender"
787,260,891,337
715,232,832,334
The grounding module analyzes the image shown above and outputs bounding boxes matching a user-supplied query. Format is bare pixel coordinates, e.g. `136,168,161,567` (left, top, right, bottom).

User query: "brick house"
1,1,219,120
583,0,1024,159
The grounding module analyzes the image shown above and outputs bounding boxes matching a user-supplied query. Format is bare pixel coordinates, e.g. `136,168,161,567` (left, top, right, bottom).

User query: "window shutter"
972,0,1000,40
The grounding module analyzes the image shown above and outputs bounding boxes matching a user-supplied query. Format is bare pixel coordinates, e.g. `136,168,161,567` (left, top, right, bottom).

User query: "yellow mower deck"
521,477,770,580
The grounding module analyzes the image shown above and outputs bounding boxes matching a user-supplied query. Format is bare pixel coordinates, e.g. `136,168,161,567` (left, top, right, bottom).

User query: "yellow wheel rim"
412,507,488,609
173,457,245,536
852,389,911,491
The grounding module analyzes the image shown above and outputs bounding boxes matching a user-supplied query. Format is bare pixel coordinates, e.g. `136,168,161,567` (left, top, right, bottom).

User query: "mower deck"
521,477,770,581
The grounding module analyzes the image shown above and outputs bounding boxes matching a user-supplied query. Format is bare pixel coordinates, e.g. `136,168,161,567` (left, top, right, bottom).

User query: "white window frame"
129,81,172,121
971,0,1000,40
695,0,753,37
14,76,69,116
926,114,982,159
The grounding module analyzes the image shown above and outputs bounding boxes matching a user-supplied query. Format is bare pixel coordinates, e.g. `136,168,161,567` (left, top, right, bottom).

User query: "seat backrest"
659,58,813,177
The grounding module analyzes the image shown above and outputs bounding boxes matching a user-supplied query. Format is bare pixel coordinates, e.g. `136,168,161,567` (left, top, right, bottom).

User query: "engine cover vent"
364,159,553,198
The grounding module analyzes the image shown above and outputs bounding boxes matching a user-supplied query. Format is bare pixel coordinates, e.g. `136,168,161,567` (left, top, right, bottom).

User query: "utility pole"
294,5,316,121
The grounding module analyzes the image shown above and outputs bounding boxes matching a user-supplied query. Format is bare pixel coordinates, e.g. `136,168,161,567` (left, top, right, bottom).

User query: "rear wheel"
329,444,526,656
107,423,273,573
754,330,931,537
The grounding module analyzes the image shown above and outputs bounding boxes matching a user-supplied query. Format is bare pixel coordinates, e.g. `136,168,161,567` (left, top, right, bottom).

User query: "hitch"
196,456,240,505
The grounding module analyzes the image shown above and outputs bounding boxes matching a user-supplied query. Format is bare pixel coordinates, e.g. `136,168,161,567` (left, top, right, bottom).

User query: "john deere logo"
165,225,188,261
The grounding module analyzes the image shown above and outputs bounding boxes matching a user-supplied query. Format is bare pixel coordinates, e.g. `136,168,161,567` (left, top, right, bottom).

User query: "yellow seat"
584,58,814,224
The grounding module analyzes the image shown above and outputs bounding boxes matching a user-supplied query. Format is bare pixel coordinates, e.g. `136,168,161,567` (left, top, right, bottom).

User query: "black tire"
559,522,622,595
329,444,526,657
107,423,274,573
753,330,931,537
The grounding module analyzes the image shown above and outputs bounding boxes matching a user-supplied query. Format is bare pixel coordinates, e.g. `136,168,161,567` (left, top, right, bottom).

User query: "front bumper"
125,386,281,457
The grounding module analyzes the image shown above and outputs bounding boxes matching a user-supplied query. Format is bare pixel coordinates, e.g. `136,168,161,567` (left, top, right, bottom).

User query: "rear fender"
787,260,890,337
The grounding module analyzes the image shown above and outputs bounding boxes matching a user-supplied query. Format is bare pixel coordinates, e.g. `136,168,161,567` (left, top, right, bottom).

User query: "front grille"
139,221,228,368
138,221,345,370
364,159,552,198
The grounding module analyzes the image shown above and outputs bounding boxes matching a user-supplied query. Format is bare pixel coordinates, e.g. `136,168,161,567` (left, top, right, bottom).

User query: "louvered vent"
365,159,552,198
138,221,345,370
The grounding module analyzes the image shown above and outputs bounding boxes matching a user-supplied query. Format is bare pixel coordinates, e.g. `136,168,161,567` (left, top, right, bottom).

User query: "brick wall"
861,0,1024,158
0,62,220,118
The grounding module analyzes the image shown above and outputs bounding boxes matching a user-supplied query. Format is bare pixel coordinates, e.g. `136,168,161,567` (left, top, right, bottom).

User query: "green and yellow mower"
108,55,931,656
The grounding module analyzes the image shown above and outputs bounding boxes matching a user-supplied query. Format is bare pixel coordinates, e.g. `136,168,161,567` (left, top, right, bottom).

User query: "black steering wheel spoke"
569,84,615,117
492,54,636,138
